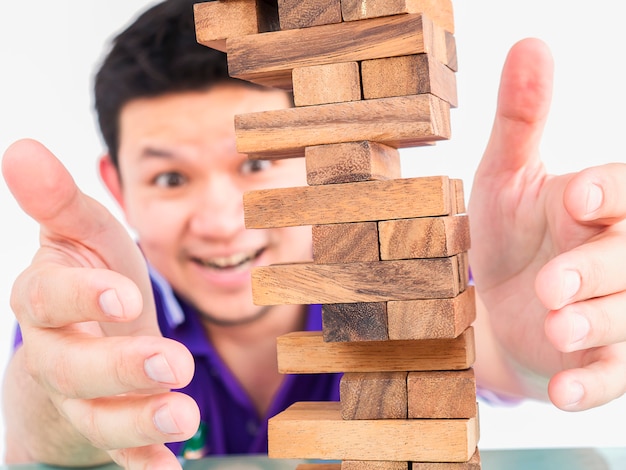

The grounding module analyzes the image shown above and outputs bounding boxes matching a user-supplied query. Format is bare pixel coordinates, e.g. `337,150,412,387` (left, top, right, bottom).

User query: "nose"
189,173,245,239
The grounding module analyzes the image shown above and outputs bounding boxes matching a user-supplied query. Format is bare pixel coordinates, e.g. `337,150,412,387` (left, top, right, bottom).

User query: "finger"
2,139,157,337
545,290,626,353
548,346,626,410
12,266,143,327
478,38,553,178
2,139,127,253
536,231,626,310
59,392,200,450
25,333,195,398
110,444,182,470
564,163,626,224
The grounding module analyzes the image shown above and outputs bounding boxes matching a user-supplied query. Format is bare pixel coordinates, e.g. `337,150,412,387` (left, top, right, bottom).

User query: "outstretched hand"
469,38,626,411
2,139,199,468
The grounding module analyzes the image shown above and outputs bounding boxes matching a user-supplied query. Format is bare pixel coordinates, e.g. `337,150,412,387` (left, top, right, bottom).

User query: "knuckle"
80,407,109,449
33,344,82,398
111,343,141,390
19,270,56,327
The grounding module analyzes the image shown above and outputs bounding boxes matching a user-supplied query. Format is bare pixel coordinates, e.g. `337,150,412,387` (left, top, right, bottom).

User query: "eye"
241,159,272,175
153,172,187,188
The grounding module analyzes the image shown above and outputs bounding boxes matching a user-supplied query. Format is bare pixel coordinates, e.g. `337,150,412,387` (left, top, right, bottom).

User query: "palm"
468,38,626,409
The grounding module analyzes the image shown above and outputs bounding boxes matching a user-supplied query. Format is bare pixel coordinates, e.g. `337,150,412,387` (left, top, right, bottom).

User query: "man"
3,0,626,469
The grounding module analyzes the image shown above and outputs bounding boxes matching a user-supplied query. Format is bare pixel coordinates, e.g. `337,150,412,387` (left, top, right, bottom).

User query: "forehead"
118,84,291,144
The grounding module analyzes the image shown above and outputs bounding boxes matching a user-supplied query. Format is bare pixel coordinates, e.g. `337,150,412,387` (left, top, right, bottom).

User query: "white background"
1,0,626,458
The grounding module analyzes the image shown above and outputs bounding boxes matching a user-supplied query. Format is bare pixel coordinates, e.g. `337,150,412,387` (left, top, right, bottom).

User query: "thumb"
478,38,554,178
2,138,159,337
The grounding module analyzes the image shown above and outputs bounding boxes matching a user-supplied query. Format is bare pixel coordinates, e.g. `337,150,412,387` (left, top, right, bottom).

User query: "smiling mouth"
193,248,265,271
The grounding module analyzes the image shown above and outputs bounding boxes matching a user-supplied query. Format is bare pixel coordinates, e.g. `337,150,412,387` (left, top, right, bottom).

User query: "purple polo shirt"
149,268,341,457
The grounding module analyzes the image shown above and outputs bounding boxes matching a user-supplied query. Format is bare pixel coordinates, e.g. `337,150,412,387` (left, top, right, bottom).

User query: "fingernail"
565,381,585,407
569,313,590,345
154,405,181,435
561,270,581,307
145,354,177,384
99,289,123,318
586,183,603,215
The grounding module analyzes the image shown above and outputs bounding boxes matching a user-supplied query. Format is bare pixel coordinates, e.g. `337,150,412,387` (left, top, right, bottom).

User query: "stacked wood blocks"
194,1,481,468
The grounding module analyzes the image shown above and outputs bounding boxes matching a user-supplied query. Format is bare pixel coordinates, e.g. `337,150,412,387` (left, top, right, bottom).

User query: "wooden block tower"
194,1,481,468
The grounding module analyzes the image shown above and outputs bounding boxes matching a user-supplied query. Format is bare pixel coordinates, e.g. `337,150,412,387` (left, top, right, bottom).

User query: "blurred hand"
2,139,199,468
469,38,626,411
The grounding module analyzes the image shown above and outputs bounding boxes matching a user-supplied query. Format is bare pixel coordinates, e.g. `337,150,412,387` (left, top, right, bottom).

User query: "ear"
98,154,125,210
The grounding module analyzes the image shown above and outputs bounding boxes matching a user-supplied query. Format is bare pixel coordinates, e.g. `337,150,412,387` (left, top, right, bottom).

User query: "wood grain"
413,449,481,469
445,30,458,72
252,257,462,305
340,0,454,34
244,176,450,228
378,215,470,260
225,14,448,88
407,369,477,419
298,457,480,470
361,54,457,107
451,178,466,214
342,462,409,470
340,372,408,419
387,287,476,340
235,94,450,159
276,328,475,373
278,0,343,30
306,141,401,186
293,62,361,106
313,222,380,264
268,401,478,462
458,251,470,290
322,302,388,342
193,0,279,52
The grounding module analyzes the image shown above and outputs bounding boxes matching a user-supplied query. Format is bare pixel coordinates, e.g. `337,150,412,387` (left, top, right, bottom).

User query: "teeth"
199,249,262,269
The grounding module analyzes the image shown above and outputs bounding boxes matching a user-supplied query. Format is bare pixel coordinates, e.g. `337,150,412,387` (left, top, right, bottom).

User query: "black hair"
94,0,239,167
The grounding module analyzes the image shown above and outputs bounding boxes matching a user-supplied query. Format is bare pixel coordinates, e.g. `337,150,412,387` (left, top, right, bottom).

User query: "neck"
202,303,308,416
202,303,307,344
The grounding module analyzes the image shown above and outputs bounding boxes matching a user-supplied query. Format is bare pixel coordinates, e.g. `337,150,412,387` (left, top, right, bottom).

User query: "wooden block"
278,0,343,30
322,302,388,342
446,30,458,72
451,178,466,214
236,94,451,159
268,401,479,462
193,0,279,52
457,251,470,289
293,62,361,106
298,465,341,470
306,141,401,186
408,369,477,419
226,14,449,88
340,0,454,34
244,176,451,228
361,54,457,107
299,463,410,470
343,462,409,470
252,257,462,305
378,215,470,260
340,372,408,419
413,449,481,469
313,222,379,264
387,287,476,340
276,328,475,374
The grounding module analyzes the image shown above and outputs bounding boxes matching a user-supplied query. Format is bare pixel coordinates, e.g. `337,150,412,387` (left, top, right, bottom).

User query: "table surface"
3,448,626,470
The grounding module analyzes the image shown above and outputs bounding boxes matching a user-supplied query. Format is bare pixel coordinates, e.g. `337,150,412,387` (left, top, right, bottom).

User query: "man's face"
108,84,311,325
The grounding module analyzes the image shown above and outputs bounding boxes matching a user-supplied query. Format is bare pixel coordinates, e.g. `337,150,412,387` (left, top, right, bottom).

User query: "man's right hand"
2,139,199,469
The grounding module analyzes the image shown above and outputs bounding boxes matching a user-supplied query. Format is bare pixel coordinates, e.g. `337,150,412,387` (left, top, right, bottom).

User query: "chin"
199,305,271,327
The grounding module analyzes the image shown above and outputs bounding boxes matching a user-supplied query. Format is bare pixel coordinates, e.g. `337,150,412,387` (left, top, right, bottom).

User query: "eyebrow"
140,147,177,159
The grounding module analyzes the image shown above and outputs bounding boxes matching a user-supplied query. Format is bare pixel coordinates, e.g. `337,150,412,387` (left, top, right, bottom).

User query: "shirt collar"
148,263,185,329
